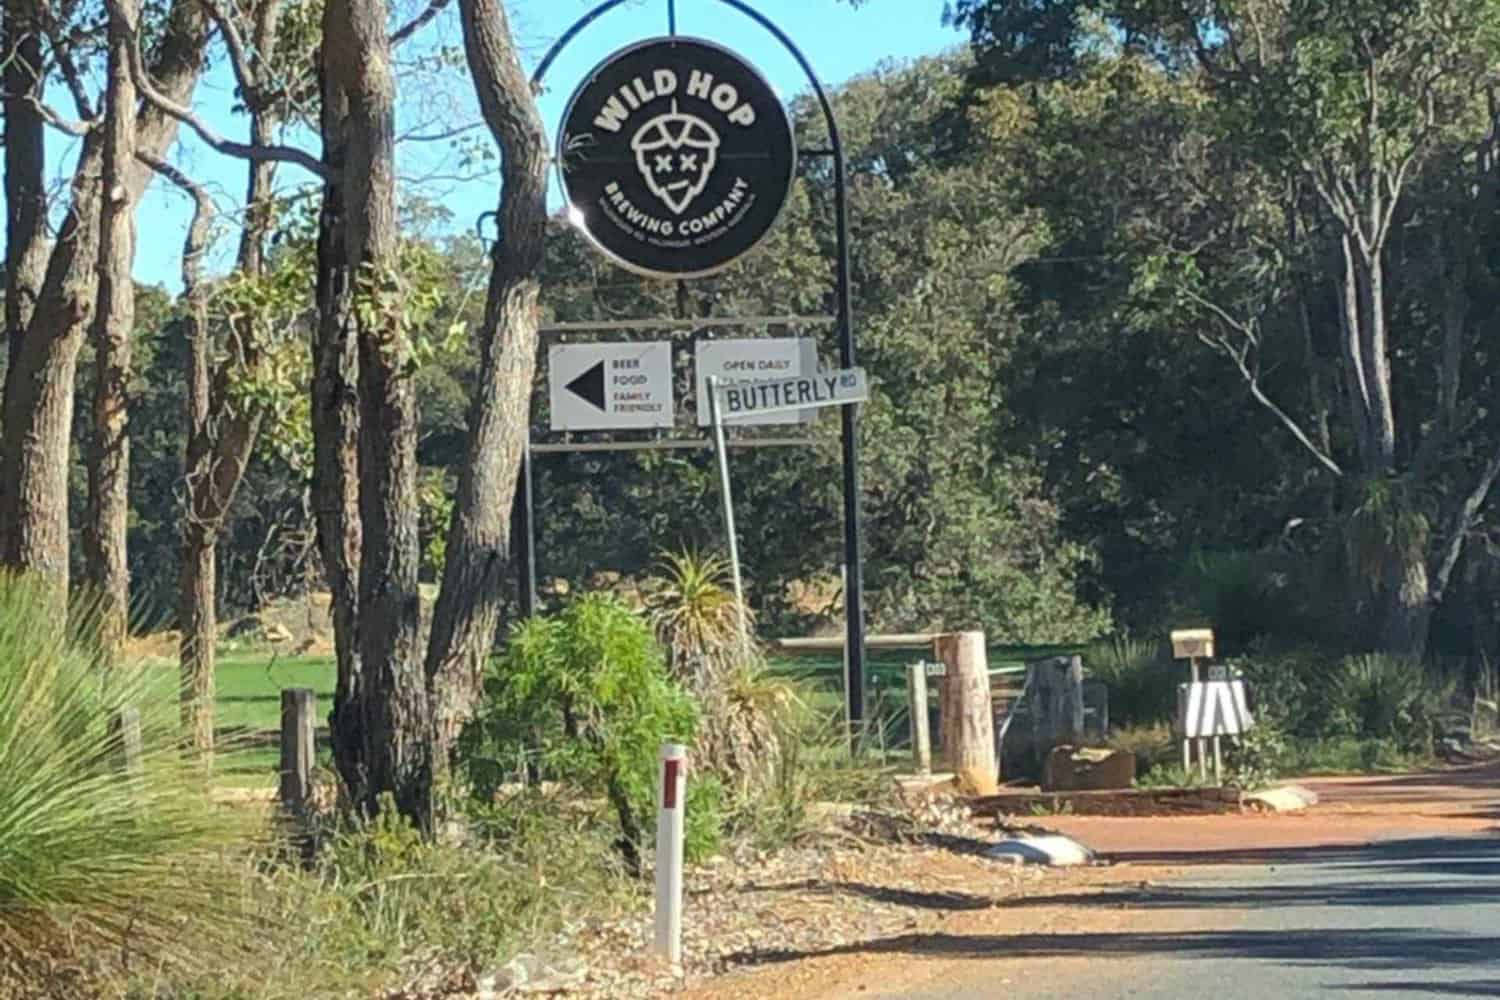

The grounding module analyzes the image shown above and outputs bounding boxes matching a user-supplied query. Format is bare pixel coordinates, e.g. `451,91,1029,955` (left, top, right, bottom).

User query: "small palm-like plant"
0,573,255,986
643,548,788,793
644,548,753,689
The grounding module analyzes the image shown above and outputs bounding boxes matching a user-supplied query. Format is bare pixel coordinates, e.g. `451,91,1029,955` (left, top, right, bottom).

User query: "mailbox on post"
1170,628,1215,661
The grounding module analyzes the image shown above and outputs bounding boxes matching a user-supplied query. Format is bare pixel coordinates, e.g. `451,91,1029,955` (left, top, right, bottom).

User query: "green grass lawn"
215,652,337,731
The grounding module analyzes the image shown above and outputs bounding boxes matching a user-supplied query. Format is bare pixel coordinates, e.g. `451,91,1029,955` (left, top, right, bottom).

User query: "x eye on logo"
631,101,721,216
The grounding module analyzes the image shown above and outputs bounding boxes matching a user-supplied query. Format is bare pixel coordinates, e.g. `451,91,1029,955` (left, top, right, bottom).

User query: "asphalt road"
880,835,1500,1000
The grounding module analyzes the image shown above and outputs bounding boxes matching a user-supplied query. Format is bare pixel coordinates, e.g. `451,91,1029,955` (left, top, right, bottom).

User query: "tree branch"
43,16,95,121
1431,444,1500,603
391,0,452,47
31,96,95,137
106,0,330,179
200,0,261,99
397,120,484,143
1186,290,1344,478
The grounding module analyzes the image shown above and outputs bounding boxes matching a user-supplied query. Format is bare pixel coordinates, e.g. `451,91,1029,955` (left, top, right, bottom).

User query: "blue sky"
99,0,962,290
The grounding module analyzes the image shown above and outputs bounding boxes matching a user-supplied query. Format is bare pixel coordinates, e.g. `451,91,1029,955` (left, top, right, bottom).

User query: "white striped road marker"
654,743,687,965
1179,680,1253,739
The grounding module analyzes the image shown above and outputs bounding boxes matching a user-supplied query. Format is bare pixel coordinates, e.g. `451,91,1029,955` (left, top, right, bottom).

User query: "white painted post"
906,663,931,775
654,742,688,965
707,378,750,658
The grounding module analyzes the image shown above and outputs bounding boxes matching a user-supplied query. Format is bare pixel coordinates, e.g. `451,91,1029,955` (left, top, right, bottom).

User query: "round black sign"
558,37,797,279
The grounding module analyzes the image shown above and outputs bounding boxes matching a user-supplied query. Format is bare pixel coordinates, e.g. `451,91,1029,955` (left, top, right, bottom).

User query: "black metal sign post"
524,0,867,738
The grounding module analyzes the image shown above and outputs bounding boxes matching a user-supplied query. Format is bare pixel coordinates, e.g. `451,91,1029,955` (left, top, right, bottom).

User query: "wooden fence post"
279,688,316,823
111,706,143,779
905,662,932,775
934,632,998,795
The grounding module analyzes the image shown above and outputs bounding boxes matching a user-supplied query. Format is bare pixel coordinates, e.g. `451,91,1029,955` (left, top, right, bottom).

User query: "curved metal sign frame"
526,0,868,733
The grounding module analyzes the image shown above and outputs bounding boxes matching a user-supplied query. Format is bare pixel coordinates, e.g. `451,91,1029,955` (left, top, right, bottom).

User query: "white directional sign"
714,367,868,423
548,342,674,431
695,338,818,426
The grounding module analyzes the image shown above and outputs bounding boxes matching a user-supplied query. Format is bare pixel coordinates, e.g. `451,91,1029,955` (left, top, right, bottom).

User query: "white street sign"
548,342,674,431
714,367,868,422
695,338,818,426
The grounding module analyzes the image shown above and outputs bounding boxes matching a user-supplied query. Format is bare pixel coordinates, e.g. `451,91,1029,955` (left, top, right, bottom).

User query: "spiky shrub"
1336,653,1448,752
0,573,255,990
643,548,787,794
644,548,752,688
460,594,720,873
1084,637,1178,727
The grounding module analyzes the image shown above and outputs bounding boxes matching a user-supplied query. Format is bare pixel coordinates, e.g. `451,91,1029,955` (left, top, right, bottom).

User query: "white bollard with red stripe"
654,742,688,964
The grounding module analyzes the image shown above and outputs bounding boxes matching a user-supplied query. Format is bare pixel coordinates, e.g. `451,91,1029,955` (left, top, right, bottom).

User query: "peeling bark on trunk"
168,161,217,758
88,0,142,662
425,0,549,768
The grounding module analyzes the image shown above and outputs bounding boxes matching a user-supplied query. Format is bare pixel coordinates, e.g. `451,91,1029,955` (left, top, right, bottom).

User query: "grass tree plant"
0,573,256,991
644,548,798,796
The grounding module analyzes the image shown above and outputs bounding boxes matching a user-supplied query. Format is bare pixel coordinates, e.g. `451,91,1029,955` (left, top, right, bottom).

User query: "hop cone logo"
631,101,721,216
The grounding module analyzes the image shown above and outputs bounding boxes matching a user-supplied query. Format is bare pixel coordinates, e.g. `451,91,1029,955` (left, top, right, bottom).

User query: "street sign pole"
707,377,751,657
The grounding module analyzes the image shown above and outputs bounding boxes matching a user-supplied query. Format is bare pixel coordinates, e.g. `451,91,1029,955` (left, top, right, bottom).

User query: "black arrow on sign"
565,360,607,412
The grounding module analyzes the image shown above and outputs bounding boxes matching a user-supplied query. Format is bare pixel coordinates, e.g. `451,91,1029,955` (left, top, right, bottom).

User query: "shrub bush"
1171,550,1336,651
1226,644,1355,740
1107,723,1176,775
0,574,255,992
459,594,720,873
1335,653,1448,753
1084,637,1178,726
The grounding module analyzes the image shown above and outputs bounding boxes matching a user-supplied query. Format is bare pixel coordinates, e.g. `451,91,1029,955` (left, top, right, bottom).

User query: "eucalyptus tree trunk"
425,0,549,768
176,0,283,757
322,0,429,824
169,163,218,755
314,83,367,798
0,0,209,597
86,0,141,662
3,0,49,377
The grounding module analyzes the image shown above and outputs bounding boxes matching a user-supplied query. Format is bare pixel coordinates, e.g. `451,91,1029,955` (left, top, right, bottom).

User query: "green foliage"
1228,646,1351,740
1278,737,1430,776
352,244,468,376
724,690,899,849
0,574,256,985
459,595,719,868
1134,763,1200,789
1225,722,1288,791
645,548,752,687
1336,653,1449,753
1173,551,1336,652
418,468,455,579
1084,637,1177,726
211,202,319,475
